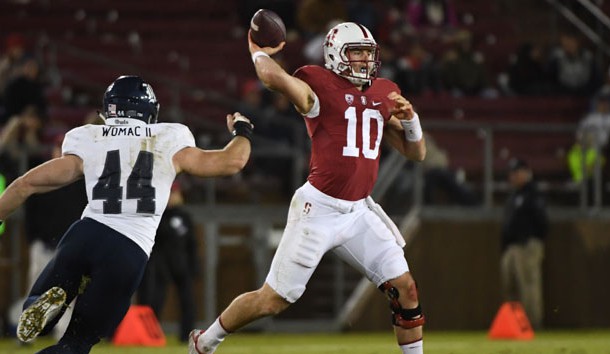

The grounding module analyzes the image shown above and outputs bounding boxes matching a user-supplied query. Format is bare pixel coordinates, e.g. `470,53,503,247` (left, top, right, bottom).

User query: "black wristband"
232,121,253,141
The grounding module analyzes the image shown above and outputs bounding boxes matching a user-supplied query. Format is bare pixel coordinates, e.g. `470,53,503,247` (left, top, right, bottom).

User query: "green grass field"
1,330,609,354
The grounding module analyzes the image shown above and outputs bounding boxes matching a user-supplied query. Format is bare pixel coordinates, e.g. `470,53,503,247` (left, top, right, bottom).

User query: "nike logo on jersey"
372,101,382,106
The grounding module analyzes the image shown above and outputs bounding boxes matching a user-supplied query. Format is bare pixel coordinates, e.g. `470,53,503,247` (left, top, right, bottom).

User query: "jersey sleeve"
164,123,196,158
388,79,401,94
62,126,90,160
293,66,326,118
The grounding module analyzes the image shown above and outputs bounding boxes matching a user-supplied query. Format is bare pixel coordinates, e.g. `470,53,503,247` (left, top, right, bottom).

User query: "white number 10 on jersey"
342,107,384,159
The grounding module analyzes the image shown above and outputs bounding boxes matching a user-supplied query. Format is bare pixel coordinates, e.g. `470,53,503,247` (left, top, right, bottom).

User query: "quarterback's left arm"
0,154,84,221
384,92,426,161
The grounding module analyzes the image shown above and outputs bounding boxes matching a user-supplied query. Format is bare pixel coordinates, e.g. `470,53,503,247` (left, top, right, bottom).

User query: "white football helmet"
323,22,380,86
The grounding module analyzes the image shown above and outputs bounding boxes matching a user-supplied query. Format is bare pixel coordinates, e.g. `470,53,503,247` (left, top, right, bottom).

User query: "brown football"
250,9,286,48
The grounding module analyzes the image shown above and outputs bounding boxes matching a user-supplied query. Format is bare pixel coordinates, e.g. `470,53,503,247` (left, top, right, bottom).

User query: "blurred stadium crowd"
0,0,609,206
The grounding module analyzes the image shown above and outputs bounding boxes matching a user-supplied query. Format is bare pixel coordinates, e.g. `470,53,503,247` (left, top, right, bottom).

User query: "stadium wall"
2,218,609,334
349,218,610,331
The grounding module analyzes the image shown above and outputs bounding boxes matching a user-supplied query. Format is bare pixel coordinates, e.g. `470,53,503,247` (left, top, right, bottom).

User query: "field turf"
1,330,609,354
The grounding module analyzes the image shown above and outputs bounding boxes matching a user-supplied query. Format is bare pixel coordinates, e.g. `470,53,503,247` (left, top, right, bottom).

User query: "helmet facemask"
335,43,380,86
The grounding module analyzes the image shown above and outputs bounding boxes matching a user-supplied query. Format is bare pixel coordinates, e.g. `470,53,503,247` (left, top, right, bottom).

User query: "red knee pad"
378,281,425,329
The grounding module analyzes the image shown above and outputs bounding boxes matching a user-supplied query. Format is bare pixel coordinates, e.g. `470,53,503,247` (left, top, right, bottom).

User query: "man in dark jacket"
500,158,548,329
1,55,46,125
137,181,199,342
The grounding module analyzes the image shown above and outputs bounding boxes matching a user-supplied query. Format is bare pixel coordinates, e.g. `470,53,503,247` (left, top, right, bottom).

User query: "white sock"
201,317,230,351
400,339,423,354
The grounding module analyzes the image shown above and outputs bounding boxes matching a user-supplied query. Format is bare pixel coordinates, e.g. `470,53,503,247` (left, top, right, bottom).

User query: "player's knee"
392,274,419,304
378,281,425,330
255,286,291,316
405,281,419,303
258,296,290,316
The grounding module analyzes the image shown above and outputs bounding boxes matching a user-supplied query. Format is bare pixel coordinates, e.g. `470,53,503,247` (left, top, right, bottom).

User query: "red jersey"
293,65,400,201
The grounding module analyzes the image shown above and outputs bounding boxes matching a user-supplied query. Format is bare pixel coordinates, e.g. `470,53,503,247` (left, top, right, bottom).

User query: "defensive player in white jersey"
0,75,254,354
190,22,427,354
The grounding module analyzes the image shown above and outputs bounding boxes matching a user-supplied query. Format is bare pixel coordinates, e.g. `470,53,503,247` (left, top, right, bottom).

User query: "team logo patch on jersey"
303,202,312,215
345,94,354,105
361,96,367,105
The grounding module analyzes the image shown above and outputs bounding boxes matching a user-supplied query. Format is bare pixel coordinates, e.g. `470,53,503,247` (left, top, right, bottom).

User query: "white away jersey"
62,120,196,256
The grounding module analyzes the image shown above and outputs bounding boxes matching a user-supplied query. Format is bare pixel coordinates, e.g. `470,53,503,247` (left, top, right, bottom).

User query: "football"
250,9,286,48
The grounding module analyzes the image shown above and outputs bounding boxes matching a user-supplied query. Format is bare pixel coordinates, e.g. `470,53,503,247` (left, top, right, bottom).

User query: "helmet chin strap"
97,110,107,122
347,76,369,86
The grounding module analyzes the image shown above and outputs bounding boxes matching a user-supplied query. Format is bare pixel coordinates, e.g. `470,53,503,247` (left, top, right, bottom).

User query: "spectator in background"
1,53,46,127
567,92,610,200
422,133,478,205
395,37,441,95
0,33,28,103
376,4,410,45
439,30,496,97
302,19,343,65
596,65,610,98
0,55,48,187
567,134,605,183
138,181,198,343
567,128,605,204
0,107,44,173
296,0,347,38
235,78,301,202
378,43,400,80
548,32,601,96
507,42,553,95
347,0,380,35
236,79,264,119
297,0,347,65
406,0,458,39
260,91,304,147
261,92,308,198
500,158,548,330
1,54,47,126
577,91,610,152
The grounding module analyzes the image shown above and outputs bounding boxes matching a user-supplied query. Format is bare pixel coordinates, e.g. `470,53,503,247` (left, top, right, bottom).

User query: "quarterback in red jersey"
190,22,427,354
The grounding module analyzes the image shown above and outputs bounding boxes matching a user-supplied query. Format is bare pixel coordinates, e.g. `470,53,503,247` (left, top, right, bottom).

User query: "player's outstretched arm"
248,31,315,115
0,154,83,221
173,112,252,177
